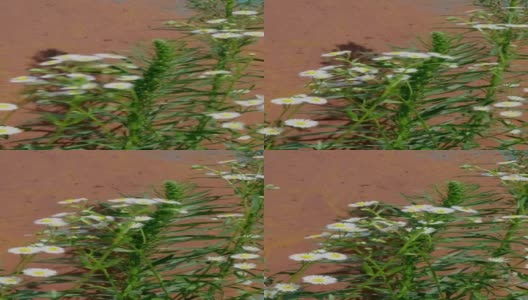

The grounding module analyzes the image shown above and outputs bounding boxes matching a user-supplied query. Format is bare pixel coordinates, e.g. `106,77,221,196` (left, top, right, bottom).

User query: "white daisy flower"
222,122,245,130
34,218,68,227
349,67,378,74
342,217,365,223
234,99,264,106
206,19,227,24
264,289,279,298
39,60,62,66
237,135,251,140
302,275,338,285
493,101,523,108
499,111,523,118
424,207,456,214
222,174,257,181
349,201,379,208
123,64,140,69
10,76,39,83
41,246,65,254
510,129,522,135
133,216,153,222
231,253,259,260
322,252,348,261
507,96,526,102
271,97,304,105
274,283,300,292
58,198,87,205
473,106,492,112
383,52,431,59
0,126,22,135
326,222,367,232
116,75,142,81
0,103,18,111
233,10,259,15
488,257,508,263
94,53,127,59
107,198,133,203
289,253,323,262
502,215,528,219
284,119,319,128
243,32,264,37
207,256,227,262
299,70,332,79
84,215,116,222
305,233,331,239
233,262,257,270
191,29,219,34
67,73,96,81
129,222,145,229
386,74,411,81
22,268,57,277
242,246,260,252
394,68,418,73
401,204,433,213
41,74,63,79
419,227,437,234
322,50,351,57
372,56,393,61
8,247,42,255
301,97,328,105
103,82,134,90
473,24,507,30
212,33,244,39
0,276,22,285
80,83,98,89
501,174,528,181
72,55,103,62
207,112,241,120
257,127,284,136
124,198,160,205
52,54,102,62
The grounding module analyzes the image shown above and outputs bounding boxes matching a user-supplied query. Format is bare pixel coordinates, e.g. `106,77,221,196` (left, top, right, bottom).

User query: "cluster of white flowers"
2,243,65,284
8,245,65,255
0,100,21,136
469,23,528,31
474,95,525,127
188,10,263,39
228,246,262,271
268,272,338,295
221,173,263,181
9,52,139,109
106,197,182,208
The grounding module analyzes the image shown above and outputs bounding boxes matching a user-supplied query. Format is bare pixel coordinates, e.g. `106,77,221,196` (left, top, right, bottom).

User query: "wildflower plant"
267,153,528,299
0,152,264,299
162,0,265,148
267,0,528,150
4,0,263,150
